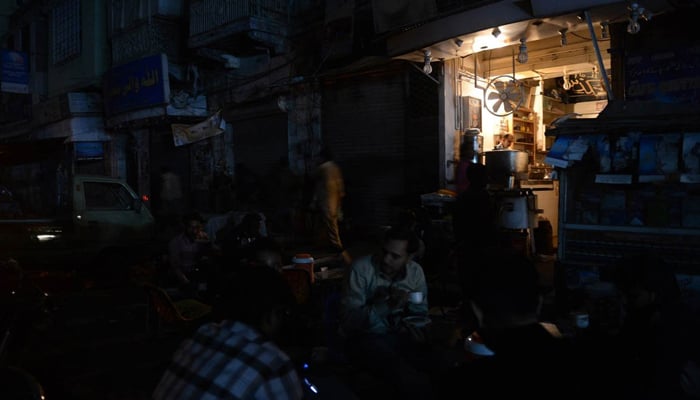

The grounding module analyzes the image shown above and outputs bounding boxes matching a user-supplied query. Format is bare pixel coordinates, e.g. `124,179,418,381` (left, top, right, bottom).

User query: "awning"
31,116,112,143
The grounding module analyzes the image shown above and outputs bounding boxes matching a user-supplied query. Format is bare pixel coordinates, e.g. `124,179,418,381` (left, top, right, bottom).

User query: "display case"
547,102,700,285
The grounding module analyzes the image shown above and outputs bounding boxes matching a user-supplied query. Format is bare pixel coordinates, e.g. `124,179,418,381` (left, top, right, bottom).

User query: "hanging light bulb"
627,2,652,34
600,21,610,39
422,50,432,74
559,28,568,46
517,38,528,64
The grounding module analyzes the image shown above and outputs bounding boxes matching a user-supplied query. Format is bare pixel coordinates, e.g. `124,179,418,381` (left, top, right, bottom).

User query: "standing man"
167,212,210,292
339,226,435,399
311,146,349,262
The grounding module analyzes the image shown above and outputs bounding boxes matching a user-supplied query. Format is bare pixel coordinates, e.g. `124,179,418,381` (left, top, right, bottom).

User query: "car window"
84,182,133,210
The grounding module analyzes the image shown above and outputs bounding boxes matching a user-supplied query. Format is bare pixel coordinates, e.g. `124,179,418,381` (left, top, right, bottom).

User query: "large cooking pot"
484,150,529,175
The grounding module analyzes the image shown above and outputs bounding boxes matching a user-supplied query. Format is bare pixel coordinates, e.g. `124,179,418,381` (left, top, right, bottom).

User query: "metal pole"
584,10,614,101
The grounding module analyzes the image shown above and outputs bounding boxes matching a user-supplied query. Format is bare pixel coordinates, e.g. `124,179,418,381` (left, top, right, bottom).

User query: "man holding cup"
339,226,436,399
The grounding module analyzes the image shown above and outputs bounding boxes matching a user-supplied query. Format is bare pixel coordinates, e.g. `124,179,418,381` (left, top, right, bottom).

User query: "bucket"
292,253,315,283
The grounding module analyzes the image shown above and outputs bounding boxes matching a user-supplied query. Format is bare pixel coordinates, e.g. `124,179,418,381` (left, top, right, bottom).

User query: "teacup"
408,291,424,304
571,312,590,329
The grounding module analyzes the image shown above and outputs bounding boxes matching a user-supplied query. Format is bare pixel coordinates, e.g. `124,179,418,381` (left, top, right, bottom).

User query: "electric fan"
484,74,525,117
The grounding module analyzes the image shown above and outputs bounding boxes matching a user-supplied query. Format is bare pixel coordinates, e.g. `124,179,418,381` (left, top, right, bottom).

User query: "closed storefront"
322,61,439,227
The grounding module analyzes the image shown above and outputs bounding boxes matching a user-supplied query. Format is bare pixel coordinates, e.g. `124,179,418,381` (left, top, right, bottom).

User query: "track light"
422,50,432,74
559,28,568,46
517,38,528,64
492,27,501,38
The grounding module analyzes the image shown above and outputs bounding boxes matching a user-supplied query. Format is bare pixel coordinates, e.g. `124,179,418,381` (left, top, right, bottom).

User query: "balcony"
188,0,288,54
111,19,182,65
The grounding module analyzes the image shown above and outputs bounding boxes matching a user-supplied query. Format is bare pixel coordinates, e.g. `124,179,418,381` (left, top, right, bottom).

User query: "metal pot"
484,150,529,175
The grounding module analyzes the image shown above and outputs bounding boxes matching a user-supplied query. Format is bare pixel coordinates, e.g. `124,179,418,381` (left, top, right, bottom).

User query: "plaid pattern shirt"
153,320,303,400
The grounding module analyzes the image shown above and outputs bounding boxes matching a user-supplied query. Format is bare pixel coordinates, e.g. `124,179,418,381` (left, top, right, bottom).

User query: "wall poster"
461,96,482,132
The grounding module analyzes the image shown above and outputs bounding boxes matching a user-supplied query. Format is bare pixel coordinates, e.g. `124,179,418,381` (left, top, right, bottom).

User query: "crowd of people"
147,145,700,400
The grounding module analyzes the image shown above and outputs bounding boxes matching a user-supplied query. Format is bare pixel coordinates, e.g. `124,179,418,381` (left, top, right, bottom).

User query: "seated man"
215,212,265,266
608,254,700,399
167,212,210,291
153,266,304,400
437,252,595,398
339,226,435,399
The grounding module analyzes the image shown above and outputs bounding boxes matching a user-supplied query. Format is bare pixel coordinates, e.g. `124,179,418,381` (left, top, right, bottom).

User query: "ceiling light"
492,27,501,38
517,38,528,64
559,28,568,46
423,50,432,74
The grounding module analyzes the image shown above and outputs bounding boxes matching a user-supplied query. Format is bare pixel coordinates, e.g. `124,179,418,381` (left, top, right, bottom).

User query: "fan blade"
494,81,506,92
493,99,503,112
504,101,514,113
509,87,524,100
488,92,501,100
508,91,522,102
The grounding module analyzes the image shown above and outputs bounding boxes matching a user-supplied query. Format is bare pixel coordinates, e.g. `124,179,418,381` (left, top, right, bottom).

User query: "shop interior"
452,15,611,164
459,23,611,248
403,10,625,250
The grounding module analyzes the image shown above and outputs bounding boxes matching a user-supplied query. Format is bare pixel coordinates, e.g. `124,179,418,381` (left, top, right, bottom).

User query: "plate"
402,315,432,328
464,334,495,356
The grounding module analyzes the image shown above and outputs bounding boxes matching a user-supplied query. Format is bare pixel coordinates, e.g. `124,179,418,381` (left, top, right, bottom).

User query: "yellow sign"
171,110,225,146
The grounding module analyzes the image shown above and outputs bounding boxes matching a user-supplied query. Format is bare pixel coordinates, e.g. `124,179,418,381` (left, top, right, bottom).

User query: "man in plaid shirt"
153,267,304,399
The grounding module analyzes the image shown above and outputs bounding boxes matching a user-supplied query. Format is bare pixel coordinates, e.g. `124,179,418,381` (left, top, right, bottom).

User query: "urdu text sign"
103,53,170,116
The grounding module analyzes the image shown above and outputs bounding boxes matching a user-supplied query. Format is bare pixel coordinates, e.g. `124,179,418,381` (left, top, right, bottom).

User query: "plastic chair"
143,283,212,336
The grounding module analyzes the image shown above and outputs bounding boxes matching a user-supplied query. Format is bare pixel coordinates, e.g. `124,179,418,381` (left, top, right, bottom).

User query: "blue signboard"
103,53,169,116
75,141,105,160
0,49,29,94
625,45,700,104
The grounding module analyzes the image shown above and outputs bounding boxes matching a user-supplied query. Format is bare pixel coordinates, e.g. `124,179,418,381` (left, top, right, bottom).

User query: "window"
84,182,134,210
51,0,81,64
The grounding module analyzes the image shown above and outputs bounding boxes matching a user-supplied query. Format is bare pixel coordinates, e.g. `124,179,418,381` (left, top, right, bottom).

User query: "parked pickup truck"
0,175,156,272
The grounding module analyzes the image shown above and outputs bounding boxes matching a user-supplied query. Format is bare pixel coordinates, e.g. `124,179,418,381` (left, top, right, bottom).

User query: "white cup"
408,291,424,304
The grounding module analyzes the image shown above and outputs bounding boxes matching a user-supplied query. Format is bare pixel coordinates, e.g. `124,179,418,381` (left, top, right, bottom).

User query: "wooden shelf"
510,108,537,165
543,109,566,116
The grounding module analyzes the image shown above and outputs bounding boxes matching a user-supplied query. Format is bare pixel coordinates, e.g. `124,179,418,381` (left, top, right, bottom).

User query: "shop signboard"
625,45,700,104
170,110,225,146
103,53,169,116
0,49,29,94
75,141,104,160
